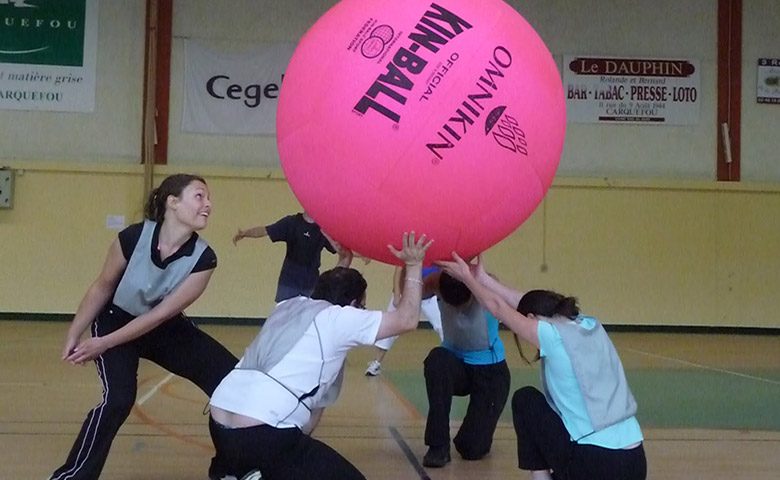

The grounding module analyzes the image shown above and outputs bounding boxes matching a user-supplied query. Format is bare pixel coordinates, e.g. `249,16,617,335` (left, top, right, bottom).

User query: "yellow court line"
379,374,425,421
131,373,214,452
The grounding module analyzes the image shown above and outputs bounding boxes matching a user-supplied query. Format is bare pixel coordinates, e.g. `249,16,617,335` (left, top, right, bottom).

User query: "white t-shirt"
210,304,382,429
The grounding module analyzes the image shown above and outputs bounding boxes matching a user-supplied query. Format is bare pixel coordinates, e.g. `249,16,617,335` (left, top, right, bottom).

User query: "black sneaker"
422,445,451,468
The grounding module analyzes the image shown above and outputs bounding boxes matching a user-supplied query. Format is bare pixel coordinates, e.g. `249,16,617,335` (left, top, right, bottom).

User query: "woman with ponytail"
50,174,238,480
437,254,646,480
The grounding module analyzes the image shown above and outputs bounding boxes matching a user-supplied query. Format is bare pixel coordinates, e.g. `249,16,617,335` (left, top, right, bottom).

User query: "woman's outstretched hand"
436,252,485,284
388,231,433,266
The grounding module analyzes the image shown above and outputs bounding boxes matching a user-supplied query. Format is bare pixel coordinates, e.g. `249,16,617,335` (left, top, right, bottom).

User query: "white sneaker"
241,470,262,480
365,360,381,376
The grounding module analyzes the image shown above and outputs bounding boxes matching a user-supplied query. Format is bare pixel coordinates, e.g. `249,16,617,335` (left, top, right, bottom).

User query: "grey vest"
541,316,638,433
113,220,207,316
241,297,344,408
438,298,491,351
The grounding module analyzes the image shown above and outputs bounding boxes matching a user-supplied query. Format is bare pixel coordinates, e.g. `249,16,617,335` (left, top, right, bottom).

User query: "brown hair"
514,289,580,364
144,174,206,223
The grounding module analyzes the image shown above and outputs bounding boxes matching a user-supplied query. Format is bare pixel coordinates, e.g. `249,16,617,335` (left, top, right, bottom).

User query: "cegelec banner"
0,0,98,113
183,40,295,136
563,55,700,125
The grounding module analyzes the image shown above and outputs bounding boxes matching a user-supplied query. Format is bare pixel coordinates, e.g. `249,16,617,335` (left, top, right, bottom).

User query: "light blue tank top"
538,318,643,448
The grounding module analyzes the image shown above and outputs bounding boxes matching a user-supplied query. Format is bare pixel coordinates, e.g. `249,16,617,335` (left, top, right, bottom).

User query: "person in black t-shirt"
233,212,348,302
50,174,238,480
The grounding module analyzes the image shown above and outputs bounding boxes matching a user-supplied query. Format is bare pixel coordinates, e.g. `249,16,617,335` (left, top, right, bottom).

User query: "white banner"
183,41,295,136
0,0,98,113
563,55,700,125
757,58,780,104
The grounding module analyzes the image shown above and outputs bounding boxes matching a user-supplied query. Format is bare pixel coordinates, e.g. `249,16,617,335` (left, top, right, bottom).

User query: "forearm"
101,271,211,349
377,232,431,339
394,263,423,330
480,274,524,309
101,308,175,349
463,276,509,320
464,276,539,346
240,226,267,239
391,267,403,307
336,248,353,267
68,282,113,339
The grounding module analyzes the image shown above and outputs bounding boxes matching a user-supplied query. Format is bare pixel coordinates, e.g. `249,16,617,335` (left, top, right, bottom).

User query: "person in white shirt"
208,232,431,480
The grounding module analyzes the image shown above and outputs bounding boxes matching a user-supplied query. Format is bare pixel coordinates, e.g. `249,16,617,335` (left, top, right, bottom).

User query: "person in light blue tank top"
437,253,647,480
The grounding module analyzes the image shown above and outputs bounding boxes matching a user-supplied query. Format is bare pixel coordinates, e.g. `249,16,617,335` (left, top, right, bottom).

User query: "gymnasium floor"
1,321,778,479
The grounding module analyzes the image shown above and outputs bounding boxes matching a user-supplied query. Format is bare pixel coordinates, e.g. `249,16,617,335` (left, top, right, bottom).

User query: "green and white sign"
0,0,97,112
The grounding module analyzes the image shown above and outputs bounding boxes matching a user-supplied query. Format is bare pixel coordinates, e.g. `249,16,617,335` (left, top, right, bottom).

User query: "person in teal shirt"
419,270,510,468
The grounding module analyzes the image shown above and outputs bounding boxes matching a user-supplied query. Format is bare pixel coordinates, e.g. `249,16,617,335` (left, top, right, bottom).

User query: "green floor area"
385,368,780,431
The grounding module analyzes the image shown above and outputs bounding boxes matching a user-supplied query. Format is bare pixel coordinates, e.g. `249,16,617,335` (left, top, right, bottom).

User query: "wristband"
405,277,423,285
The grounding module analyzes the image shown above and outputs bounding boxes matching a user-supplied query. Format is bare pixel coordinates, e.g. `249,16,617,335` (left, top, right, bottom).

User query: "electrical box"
0,168,14,209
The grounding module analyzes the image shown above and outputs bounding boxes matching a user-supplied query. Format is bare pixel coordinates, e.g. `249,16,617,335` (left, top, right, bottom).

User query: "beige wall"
6,1,779,182
1,163,777,328
1,2,777,330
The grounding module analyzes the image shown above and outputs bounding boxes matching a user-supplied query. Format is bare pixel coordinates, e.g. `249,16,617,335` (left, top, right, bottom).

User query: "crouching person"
208,232,431,480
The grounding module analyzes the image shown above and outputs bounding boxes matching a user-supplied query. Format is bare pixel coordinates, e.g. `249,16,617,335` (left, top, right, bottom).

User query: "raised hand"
336,246,354,267
232,228,245,245
388,231,433,266
436,252,480,283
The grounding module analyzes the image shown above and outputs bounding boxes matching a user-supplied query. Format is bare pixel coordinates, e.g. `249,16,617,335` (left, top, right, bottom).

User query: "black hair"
144,173,206,223
438,271,472,306
311,267,368,307
514,289,580,364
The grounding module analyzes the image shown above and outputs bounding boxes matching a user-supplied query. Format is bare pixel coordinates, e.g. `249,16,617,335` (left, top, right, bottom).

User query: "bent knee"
512,386,544,411
424,347,456,372
102,391,136,418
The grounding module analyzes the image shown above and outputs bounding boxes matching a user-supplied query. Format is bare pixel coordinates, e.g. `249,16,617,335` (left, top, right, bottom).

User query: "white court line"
136,373,175,406
625,347,780,386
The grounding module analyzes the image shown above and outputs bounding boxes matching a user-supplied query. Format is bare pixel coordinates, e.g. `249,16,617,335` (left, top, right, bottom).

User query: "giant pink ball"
277,0,565,265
